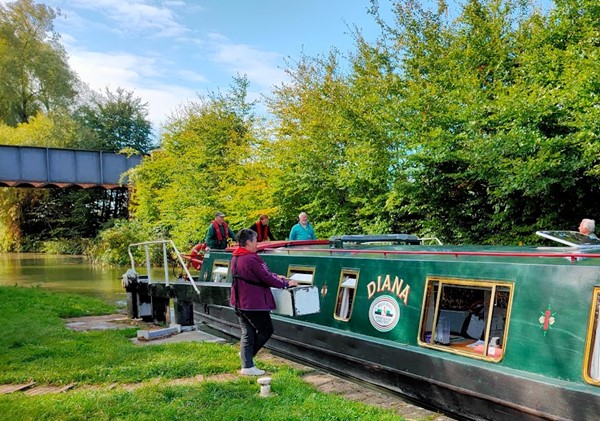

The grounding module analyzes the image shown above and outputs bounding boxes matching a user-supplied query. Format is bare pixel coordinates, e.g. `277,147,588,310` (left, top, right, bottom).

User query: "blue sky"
24,0,396,131
3,0,552,131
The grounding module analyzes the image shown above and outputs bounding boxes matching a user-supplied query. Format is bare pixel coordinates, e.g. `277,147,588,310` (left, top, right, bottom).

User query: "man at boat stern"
579,218,598,239
230,228,298,376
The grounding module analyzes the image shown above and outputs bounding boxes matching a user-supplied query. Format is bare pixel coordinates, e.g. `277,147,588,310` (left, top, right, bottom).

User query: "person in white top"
579,218,598,239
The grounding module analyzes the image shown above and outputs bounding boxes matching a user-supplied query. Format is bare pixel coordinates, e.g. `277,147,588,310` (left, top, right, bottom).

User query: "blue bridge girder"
0,145,143,189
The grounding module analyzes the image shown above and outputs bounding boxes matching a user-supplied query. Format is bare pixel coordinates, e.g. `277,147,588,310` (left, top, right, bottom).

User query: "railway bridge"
0,145,143,189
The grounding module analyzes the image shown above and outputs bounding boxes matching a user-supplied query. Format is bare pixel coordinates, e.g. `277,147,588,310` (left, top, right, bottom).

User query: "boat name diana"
367,274,410,305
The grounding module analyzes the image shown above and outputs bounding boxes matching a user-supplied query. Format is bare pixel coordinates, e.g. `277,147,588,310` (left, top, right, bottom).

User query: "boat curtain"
339,287,350,319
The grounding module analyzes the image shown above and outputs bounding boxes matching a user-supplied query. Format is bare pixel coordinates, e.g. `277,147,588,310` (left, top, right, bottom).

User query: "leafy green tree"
0,110,84,148
267,36,411,239
267,53,352,237
381,0,518,243
0,0,76,126
130,76,268,248
75,87,155,153
18,187,130,243
372,0,600,244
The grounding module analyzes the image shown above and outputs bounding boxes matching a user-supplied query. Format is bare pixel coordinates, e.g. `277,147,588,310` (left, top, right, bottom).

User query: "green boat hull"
126,237,600,420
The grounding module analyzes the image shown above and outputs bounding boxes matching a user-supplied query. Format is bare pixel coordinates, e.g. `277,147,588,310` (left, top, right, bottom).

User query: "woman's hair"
237,228,258,246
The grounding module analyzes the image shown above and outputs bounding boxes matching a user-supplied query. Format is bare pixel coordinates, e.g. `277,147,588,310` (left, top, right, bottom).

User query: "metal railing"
127,240,199,294
419,237,443,245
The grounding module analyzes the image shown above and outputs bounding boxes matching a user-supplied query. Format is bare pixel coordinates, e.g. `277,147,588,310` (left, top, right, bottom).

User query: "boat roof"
219,232,600,264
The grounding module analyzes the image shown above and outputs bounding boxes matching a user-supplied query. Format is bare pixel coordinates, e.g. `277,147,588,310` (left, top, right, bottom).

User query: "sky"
20,0,396,132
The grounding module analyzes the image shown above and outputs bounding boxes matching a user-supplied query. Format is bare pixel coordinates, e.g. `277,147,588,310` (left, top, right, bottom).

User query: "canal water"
0,253,127,306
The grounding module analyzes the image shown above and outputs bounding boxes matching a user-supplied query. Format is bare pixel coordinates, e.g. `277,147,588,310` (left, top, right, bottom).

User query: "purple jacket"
229,248,289,311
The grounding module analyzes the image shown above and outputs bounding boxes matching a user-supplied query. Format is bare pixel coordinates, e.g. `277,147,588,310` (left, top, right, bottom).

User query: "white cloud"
208,37,289,90
67,0,187,37
68,49,196,129
134,84,197,131
69,51,161,88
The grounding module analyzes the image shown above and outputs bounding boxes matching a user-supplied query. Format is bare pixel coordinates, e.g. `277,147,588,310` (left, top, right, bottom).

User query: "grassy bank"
0,286,404,420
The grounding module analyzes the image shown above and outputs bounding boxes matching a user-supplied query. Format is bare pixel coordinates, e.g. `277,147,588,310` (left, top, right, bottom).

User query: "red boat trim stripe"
263,247,600,261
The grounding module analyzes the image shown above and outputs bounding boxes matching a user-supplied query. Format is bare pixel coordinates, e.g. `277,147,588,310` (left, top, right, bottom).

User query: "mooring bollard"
257,377,272,397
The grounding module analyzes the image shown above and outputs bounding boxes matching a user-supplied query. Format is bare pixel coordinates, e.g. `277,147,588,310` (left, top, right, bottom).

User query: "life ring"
188,243,207,270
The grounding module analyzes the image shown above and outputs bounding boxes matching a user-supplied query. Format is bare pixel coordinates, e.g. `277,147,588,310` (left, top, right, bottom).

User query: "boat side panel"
193,299,600,421
200,251,600,382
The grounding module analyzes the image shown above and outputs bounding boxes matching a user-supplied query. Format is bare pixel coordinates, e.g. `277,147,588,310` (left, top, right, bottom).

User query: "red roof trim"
258,247,600,261
224,240,329,252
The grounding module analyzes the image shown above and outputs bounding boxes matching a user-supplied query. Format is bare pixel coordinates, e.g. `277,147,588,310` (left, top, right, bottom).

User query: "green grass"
0,286,238,385
0,370,402,420
0,286,406,420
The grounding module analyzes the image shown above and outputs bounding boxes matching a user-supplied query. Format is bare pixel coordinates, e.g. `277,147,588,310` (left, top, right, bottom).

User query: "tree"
75,87,154,153
0,0,77,126
267,52,353,237
266,35,409,238
130,76,268,248
370,0,600,244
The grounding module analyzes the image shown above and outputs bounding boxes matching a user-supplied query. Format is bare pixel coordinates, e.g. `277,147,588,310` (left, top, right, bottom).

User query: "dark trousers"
237,310,274,369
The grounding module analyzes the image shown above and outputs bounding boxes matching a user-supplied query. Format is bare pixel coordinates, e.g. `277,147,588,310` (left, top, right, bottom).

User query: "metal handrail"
419,237,443,245
127,240,199,294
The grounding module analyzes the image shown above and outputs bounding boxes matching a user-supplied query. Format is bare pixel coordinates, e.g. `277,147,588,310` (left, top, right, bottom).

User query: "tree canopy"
1,0,599,257
0,0,154,253
0,0,76,126
130,0,599,248
75,88,155,153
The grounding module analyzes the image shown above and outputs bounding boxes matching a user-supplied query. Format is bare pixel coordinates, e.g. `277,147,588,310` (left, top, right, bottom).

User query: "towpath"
4,314,455,421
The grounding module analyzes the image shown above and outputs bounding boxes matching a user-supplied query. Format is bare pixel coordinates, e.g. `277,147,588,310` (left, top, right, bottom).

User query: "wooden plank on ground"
0,382,36,394
24,383,76,396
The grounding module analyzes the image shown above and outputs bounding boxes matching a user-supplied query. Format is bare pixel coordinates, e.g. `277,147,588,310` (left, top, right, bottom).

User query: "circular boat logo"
369,295,400,332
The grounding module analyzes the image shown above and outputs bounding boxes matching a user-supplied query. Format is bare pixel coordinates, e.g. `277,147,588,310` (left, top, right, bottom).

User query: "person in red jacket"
248,214,275,242
230,228,298,375
205,211,236,249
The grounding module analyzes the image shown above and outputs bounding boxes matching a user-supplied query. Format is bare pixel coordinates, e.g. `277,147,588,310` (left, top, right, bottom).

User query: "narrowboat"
123,232,600,421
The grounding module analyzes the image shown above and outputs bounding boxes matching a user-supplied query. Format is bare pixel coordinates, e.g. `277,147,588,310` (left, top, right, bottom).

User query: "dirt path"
259,352,455,421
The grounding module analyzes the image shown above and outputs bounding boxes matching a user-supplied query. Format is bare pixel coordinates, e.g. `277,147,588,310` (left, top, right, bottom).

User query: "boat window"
584,288,600,385
211,260,230,282
334,270,359,321
536,230,600,247
418,277,513,362
287,266,316,285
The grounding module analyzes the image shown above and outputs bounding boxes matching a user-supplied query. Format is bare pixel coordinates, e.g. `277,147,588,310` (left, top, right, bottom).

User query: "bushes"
91,219,150,266
40,238,94,255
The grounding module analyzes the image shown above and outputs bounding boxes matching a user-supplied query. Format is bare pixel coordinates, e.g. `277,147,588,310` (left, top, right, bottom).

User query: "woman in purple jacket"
230,229,298,375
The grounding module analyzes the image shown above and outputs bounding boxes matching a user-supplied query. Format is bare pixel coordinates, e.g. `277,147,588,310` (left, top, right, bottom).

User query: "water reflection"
0,253,127,305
